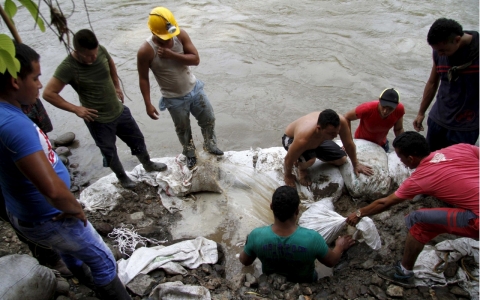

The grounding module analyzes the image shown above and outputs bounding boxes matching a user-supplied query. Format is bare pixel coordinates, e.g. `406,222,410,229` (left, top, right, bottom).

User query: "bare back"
285,111,328,150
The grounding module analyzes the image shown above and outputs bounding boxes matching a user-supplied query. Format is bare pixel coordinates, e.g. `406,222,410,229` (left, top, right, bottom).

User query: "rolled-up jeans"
9,213,116,286
161,80,216,158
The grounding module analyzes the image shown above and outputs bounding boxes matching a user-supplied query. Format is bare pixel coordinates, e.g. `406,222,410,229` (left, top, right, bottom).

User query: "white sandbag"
299,201,381,250
387,151,412,189
117,237,218,285
0,254,56,300
149,281,211,300
336,139,391,200
307,160,344,202
354,217,382,250
79,173,125,212
299,201,346,244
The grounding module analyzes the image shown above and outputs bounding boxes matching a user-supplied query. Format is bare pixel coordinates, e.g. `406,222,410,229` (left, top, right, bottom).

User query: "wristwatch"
355,209,362,218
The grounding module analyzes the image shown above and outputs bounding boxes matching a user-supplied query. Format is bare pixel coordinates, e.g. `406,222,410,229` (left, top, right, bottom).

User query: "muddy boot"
201,126,224,155
110,156,136,189
50,259,74,278
136,152,167,172
187,156,197,169
96,275,131,300
70,263,96,292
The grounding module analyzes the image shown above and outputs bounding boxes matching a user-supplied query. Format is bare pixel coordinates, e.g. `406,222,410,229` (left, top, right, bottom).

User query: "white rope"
108,224,167,256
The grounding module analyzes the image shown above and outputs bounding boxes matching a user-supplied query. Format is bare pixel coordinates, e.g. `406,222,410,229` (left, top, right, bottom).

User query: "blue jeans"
160,80,217,157
9,213,116,286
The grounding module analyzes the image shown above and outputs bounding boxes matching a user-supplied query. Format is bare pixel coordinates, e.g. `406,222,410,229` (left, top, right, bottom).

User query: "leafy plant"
3,0,45,32
1,0,46,77
0,33,19,78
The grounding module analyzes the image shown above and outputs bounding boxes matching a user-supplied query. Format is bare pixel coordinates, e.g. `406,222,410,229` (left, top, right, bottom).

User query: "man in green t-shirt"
239,186,355,283
43,29,166,189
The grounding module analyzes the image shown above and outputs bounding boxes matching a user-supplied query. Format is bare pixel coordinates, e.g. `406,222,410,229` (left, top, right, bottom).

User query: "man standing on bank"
43,29,167,189
137,7,224,170
413,18,479,151
344,88,405,152
283,109,373,188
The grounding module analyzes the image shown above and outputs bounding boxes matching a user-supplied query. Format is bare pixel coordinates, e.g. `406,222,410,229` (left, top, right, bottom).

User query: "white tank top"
147,36,196,98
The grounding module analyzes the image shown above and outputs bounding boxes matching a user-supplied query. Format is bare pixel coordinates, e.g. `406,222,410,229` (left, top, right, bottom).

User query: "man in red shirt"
344,88,405,152
346,131,479,287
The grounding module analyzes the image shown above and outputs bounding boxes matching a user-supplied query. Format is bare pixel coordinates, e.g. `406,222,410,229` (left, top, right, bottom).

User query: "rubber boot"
70,263,97,292
109,156,136,189
96,275,132,300
201,125,223,155
136,152,167,172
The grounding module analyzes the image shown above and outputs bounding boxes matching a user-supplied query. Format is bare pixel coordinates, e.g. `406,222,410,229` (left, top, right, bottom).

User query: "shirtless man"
283,109,373,187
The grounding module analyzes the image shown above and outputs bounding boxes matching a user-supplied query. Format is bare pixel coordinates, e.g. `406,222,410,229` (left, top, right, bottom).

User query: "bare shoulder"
137,40,154,59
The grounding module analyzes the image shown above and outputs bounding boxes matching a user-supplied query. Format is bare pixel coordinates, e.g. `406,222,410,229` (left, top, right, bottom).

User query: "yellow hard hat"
148,7,180,40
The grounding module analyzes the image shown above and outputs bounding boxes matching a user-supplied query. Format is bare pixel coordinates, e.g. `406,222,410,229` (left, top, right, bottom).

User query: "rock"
344,287,358,299
449,286,470,297
361,259,375,269
56,278,70,295
443,262,459,278
69,163,79,169
129,212,145,222
106,243,123,261
214,264,225,276
302,286,312,295
368,285,387,300
148,269,166,280
126,273,157,296
370,274,384,287
201,263,212,274
258,281,271,295
166,274,183,282
56,296,70,300
432,286,457,300
298,296,306,300
94,222,113,236
386,284,403,297
55,146,71,157
206,277,222,290
269,273,286,289
55,132,75,146
58,155,69,165
227,274,245,291
244,273,258,288
70,185,79,193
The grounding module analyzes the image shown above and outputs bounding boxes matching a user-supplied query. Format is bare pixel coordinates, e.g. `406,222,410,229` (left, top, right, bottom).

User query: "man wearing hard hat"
137,7,224,169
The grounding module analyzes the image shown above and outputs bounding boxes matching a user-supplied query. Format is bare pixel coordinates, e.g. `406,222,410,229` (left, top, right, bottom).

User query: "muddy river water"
9,0,479,279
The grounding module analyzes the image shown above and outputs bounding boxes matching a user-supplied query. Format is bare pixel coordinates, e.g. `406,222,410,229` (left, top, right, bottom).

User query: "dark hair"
427,18,464,45
73,29,99,50
392,131,430,158
271,186,300,222
317,109,340,128
0,42,40,92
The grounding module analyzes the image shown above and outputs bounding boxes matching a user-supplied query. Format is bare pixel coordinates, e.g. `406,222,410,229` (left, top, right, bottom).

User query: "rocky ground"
0,134,476,300
0,179,476,300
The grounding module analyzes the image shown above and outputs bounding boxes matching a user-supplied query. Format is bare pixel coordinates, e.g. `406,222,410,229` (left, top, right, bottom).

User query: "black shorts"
282,134,346,163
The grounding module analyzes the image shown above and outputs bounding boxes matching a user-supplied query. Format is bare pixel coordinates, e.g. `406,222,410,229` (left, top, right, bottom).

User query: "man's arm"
239,251,256,266
283,138,307,187
15,151,86,225
108,57,124,103
42,77,98,122
158,30,200,66
339,115,373,176
413,61,440,131
346,193,406,226
137,42,159,120
393,116,404,137
343,109,358,132
317,235,355,268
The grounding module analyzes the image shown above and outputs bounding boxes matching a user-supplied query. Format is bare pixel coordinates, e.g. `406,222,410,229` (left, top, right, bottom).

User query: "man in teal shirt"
239,186,354,283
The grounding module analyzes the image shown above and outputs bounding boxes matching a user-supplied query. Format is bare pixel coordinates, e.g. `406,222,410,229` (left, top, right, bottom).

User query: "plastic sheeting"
117,237,218,285
414,238,479,298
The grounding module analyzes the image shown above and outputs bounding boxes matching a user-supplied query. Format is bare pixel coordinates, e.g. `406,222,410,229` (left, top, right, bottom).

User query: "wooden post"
0,5,22,43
